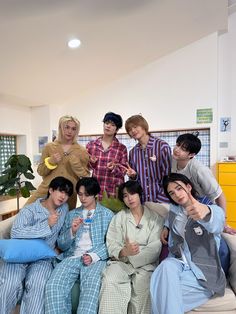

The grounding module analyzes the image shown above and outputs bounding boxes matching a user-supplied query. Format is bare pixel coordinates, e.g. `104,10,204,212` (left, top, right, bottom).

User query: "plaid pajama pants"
45,257,106,314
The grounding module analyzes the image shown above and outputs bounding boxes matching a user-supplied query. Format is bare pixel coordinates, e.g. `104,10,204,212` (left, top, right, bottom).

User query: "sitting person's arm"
11,205,52,239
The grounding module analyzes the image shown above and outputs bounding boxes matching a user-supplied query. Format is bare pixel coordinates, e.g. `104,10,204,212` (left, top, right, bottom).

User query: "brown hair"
57,115,80,143
125,115,149,135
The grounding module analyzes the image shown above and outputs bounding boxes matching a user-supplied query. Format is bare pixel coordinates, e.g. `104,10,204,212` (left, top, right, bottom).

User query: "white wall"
218,11,236,159
0,103,32,214
0,102,32,156
65,33,219,164
2,13,236,212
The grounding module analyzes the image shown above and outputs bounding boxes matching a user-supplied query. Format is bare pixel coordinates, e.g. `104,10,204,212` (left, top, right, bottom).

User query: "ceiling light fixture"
68,38,81,49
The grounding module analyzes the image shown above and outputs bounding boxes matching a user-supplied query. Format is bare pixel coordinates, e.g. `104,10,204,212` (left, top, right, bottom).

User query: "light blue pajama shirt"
0,198,68,314
150,203,225,314
45,202,114,314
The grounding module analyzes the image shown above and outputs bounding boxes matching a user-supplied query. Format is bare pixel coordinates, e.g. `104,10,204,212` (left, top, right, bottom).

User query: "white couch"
1,214,236,314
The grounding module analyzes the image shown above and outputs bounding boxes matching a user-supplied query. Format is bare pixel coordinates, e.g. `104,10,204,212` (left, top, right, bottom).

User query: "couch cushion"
0,239,56,263
222,233,236,294
190,286,236,312
0,216,16,239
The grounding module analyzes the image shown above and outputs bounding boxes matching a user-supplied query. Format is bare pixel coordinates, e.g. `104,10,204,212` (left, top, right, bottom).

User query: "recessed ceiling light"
68,38,81,49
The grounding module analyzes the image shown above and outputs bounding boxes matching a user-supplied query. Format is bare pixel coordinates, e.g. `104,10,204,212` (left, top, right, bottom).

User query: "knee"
45,278,56,296
0,273,22,295
25,277,47,294
156,258,179,273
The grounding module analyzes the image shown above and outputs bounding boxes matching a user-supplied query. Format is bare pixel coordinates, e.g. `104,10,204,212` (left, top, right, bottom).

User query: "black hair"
118,180,143,202
47,176,73,198
163,173,198,205
103,112,123,130
76,177,101,196
176,133,201,155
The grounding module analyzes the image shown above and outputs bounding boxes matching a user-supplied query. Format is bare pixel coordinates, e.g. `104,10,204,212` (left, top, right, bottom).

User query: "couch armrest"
0,216,16,239
222,233,236,294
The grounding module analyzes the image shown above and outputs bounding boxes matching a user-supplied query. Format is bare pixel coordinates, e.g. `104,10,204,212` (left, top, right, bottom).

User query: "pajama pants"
0,259,53,314
45,257,106,314
99,261,152,314
150,258,213,314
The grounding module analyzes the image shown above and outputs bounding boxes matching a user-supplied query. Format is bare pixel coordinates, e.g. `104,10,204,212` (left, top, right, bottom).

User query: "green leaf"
0,154,35,201
25,181,36,190
24,172,35,180
0,174,9,185
8,188,17,196
20,186,30,198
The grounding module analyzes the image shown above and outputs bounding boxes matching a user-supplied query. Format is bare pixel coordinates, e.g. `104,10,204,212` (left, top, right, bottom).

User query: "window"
0,135,17,173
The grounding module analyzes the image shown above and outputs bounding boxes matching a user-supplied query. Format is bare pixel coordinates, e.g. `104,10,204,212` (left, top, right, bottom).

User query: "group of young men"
0,111,233,314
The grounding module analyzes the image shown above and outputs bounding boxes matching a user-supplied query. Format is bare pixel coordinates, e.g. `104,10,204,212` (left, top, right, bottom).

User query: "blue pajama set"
0,198,68,314
45,202,113,314
150,202,226,314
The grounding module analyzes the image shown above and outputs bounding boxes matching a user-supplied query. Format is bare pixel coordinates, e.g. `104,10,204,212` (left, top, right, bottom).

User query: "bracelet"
44,157,57,170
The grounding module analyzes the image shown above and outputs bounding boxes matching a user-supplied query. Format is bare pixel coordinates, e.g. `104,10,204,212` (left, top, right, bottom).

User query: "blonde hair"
57,115,80,143
125,115,149,135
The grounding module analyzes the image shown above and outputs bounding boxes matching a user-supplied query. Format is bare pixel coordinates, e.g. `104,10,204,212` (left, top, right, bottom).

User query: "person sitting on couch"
99,180,164,314
0,176,73,314
45,177,114,314
150,173,226,314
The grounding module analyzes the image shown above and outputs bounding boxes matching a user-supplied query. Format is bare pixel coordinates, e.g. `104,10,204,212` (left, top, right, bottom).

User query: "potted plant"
0,154,36,212
100,190,125,213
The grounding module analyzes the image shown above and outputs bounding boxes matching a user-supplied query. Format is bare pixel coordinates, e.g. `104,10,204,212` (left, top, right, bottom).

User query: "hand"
185,193,210,221
71,217,83,235
48,213,59,227
88,153,97,163
160,227,169,245
124,237,140,256
125,163,137,178
223,224,236,235
49,152,62,165
107,160,115,170
82,254,92,265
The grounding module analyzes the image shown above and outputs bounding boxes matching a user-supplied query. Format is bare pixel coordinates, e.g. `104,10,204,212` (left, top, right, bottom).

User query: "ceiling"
0,0,230,107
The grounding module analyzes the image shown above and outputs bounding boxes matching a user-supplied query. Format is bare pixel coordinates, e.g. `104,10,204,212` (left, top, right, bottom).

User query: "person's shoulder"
73,143,87,152
86,137,101,147
130,142,139,152
67,207,81,217
59,202,69,212
189,158,206,170
113,209,128,218
153,136,170,146
17,198,44,216
43,141,57,150
116,139,127,150
96,202,114,216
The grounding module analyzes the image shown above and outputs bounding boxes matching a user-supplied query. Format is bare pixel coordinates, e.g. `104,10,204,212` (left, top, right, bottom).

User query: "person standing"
172,133,235,234
125,114,171,203
26,115,89,209
86,112,128,200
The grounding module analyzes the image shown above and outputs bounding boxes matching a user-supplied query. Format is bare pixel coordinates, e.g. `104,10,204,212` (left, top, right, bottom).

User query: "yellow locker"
218,162,236,227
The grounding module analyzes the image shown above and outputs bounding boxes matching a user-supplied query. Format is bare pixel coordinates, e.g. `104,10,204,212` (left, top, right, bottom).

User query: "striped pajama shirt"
128,135,171,203
0,198,68,314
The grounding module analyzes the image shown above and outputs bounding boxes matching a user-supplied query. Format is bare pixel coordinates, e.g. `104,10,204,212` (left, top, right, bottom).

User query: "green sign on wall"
196,108,213,124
